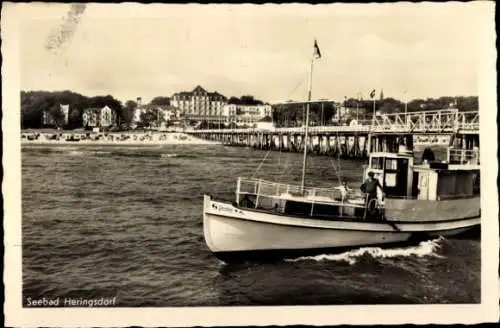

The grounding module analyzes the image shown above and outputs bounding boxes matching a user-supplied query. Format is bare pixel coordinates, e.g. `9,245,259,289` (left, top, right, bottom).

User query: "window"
385,173,397,187
385,158,398,170
371,157,383,169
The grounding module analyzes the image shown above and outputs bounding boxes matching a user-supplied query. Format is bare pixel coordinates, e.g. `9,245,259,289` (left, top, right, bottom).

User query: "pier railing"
457,111,479,131
188,109,479,134
372,109,460,132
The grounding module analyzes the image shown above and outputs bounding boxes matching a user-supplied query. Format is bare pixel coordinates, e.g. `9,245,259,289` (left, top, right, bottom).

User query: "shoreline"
21,140,220,146
21,131,221,146
21,130,447,150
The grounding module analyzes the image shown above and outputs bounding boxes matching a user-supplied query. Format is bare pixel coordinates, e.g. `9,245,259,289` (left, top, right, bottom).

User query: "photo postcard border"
2,2,498,326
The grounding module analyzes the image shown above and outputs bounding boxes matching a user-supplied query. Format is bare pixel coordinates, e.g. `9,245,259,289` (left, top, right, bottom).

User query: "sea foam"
68,150,85,156
161,153,178,158
287,237,444,265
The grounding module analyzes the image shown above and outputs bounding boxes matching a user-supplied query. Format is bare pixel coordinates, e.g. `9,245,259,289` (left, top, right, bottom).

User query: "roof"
370,151,413,158
192,85,207,94
209,91,227,99
174,91,192,96
83,106,112,112
172,86,227,99
413,163,480,172
141,104,177,110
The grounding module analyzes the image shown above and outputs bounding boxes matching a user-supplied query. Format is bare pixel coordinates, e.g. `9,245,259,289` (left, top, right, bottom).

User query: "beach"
21,131,220,146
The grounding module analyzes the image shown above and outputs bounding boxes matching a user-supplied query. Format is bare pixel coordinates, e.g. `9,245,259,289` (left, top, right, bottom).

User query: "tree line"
227,95,266,105
272,101,337,127
21,91,178,130
272,96,479,127
21,91,270,130
21,91,128,129
21,90,478,129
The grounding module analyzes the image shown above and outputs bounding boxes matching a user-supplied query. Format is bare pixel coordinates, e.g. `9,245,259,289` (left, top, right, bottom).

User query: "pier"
187,109,479,159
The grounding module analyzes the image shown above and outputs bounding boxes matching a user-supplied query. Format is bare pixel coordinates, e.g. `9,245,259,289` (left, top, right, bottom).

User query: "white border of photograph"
3,2,498,326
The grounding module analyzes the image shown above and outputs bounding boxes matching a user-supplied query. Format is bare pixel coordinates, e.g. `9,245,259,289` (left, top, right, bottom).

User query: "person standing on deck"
361,172,384,215
336,181,351,201
469,146,479,165
421,147,435,164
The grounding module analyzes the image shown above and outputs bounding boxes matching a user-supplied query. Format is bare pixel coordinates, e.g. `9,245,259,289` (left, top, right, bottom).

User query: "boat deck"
237,177,366,204
236,177,378,219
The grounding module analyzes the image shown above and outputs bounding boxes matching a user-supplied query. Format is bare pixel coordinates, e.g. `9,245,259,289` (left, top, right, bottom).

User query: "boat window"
385,173,397,187
473,173,480,195
437,171,475,199
371,157,383,169
385,158,398,170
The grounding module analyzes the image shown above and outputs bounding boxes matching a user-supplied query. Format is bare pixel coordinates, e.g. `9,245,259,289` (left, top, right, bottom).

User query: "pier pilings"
193,130,372,159
190,129,479,160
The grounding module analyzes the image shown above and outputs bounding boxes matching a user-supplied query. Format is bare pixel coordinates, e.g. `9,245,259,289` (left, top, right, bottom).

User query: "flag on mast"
313,39,322,59
369,89,376,99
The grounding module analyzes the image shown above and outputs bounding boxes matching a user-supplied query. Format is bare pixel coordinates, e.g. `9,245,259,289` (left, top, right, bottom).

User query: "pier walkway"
187,109,479,159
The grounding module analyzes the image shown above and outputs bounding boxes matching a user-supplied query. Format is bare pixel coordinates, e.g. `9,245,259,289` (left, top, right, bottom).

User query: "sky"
19,3,489,104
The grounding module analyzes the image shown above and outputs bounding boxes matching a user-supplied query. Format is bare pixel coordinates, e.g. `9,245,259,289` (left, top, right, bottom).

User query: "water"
22,144,480,306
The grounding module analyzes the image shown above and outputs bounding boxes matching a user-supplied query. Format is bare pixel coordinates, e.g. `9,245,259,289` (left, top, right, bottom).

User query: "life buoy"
367,198,378,209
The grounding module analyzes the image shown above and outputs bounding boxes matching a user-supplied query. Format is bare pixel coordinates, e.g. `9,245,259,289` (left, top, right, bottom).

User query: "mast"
300,57,314,192
403,89,408,127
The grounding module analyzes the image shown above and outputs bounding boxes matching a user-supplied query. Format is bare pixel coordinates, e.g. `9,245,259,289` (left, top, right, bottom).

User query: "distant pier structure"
187,107,479,160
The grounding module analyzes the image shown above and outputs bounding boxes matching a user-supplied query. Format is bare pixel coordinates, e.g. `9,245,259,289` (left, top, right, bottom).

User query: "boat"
202,41,481,263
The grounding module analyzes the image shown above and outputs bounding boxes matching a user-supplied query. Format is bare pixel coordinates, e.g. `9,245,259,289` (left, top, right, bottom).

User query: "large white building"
223,104,272,125
171,85,227,122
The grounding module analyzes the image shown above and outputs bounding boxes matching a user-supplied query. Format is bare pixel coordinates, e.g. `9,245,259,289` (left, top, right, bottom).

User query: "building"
334,104,369,123
60,104,70,124
171,85,227,122
222,104,272,126
132,104,180,129
254,120,275,131
82,106,116,129
161,106,180,122
42,104,70,127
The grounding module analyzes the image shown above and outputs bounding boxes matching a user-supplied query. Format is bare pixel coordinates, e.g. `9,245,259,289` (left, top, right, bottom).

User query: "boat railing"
447,148,479,165
236,177,366,208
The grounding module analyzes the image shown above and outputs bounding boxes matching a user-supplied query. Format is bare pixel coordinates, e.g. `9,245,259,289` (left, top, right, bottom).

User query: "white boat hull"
203,195,480,263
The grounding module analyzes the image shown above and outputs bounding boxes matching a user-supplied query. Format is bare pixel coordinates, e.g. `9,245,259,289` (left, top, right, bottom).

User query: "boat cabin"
365,150,414,198
412,163,480,200
365,147,480,201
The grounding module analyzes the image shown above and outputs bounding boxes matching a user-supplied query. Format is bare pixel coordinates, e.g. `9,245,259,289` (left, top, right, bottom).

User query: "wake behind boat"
202,40,480,263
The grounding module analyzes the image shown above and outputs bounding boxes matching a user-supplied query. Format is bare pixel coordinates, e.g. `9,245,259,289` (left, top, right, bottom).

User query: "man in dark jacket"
361,171,383,215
